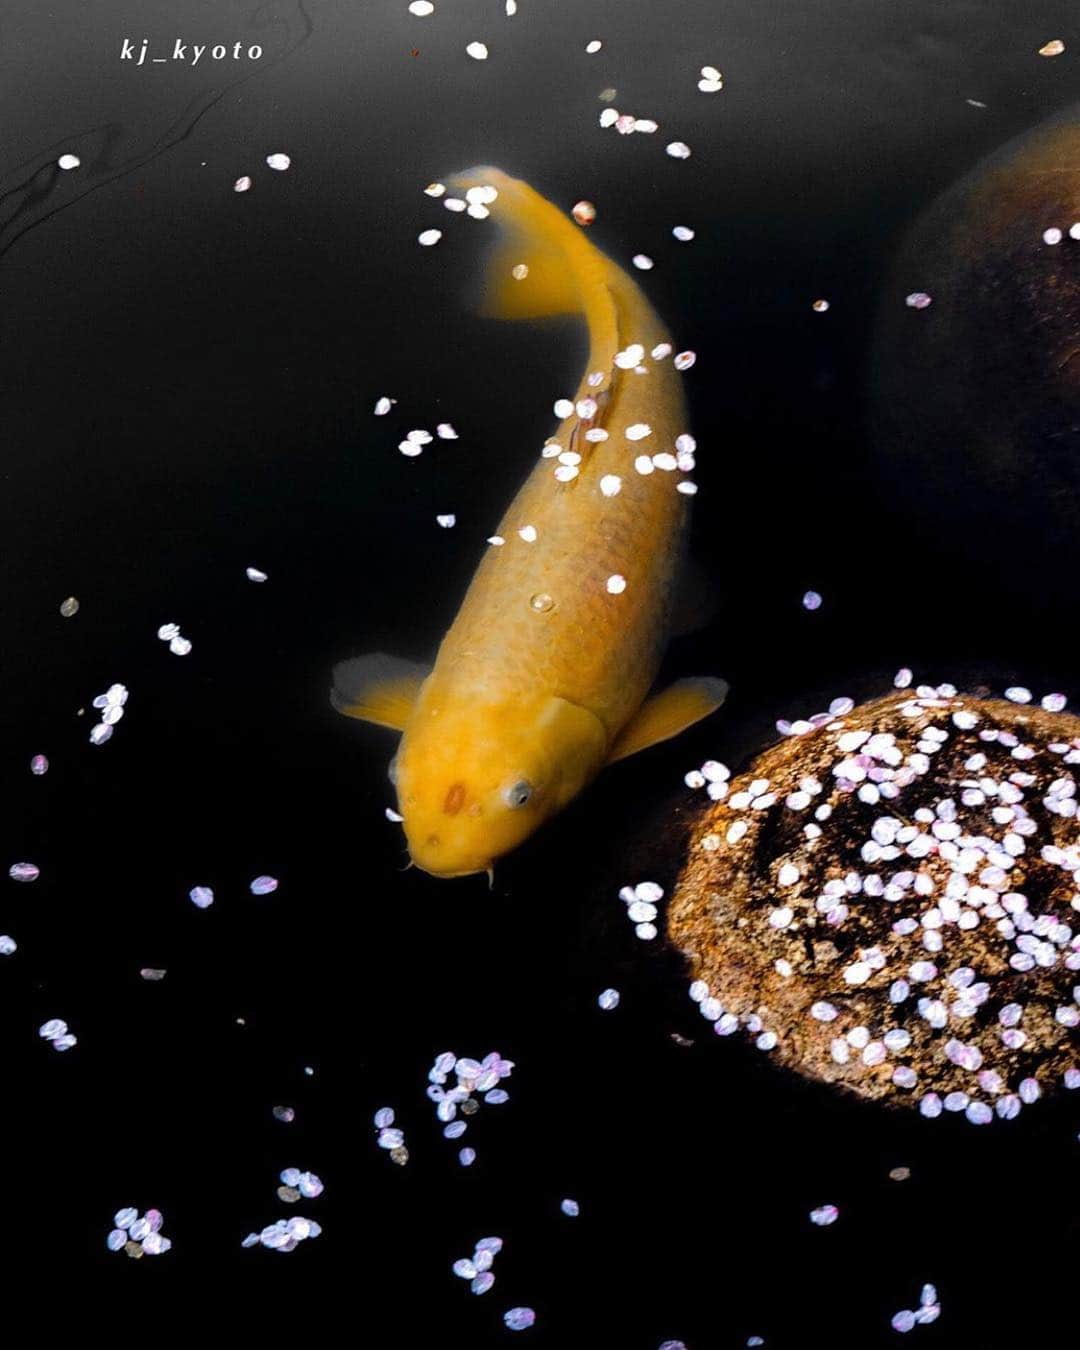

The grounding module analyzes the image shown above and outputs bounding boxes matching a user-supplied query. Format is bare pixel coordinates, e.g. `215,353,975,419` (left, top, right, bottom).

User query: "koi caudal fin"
446,166,627,362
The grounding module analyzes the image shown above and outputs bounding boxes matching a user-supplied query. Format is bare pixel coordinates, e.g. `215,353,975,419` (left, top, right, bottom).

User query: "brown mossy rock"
668,687,1080,1118
870,107,1080,569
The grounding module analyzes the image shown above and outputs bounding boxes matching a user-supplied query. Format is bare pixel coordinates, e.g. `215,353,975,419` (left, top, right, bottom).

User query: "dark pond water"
2,0,1079,1340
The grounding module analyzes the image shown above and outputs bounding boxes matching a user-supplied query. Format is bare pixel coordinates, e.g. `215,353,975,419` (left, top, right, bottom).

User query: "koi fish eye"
388,755,399,786
503,779,534,809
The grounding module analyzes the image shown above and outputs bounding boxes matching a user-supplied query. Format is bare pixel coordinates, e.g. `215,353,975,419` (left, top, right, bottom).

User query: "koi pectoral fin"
607,677,729,764
330,653,431,731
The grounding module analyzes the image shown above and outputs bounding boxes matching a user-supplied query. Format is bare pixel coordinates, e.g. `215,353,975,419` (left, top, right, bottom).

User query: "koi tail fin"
445,166,622,361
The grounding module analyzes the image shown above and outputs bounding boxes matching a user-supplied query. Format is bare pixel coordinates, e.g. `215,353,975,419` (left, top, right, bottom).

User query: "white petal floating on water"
1039,38,1065,56
465,41,488,59
802,590,822,611
266,153,291,171
634,456,655,475
436,514,456,528
701,64,722,81
572,200,597,226
0,936,17,955
606,574,626,595
398,441,423,457
246,566,268,582
586,39,602,53
9,862,39,883
632,254,654,270
436,423,458,439
666,141,691,159
599,474,622,497
189,885,214,909
672,226,695,241
809,1204,839,1226
1043,227,1063,245
673,351,697,371
487,535,505,546
443,197,467,213
615,343,644,369
157,623,180,641
60,596,80,617
169,635,192,656
408,0,434,13
518,525,537,542
250,875,278,896
597,987,620,1010
234,176,252,193
553,398,575,418
89,724,113,745
298,1170,324,1198
905,292,932,310
423,182,445,198
560,1198,580,1216
140,967,166,981
458,1147,476,1166
812,298,830,313
625,423,652,440
504,1309,536,1332
553,464,579,482
374,396,394,415
418,229,442,246
58,154,81,170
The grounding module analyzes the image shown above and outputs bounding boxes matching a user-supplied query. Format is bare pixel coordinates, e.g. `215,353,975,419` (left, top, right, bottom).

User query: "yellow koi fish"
333,167,726,879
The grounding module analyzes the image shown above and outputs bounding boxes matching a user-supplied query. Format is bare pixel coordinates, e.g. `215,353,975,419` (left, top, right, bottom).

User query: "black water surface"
3,0,1079,1340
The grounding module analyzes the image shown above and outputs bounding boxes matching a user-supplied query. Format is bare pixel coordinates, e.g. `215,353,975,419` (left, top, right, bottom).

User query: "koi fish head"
392,692,608,880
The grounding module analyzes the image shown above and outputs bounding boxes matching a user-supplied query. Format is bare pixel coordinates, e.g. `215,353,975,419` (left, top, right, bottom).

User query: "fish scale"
441,354,690,735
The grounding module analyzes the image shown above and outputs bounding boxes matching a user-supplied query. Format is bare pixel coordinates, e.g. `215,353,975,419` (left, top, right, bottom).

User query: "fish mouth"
409,856,495,885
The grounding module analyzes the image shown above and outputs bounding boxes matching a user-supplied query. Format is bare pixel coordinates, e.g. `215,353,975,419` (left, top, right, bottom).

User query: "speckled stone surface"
669,688,1080,1119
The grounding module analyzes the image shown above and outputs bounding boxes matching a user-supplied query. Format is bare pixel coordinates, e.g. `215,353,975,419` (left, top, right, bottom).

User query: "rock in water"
870,109,1080,584
668,687,1080,1119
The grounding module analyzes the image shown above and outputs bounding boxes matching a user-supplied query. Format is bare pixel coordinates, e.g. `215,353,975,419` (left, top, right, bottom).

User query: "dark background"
2,0,1079,1340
